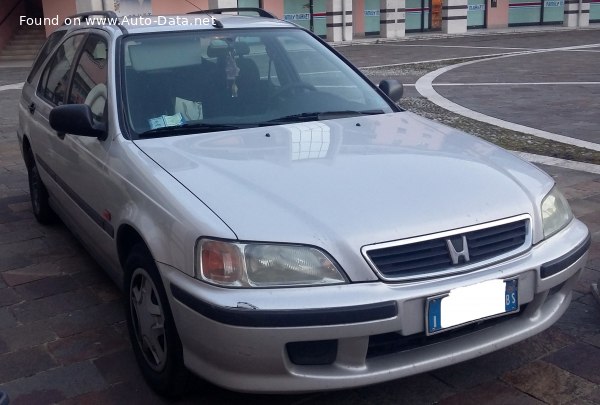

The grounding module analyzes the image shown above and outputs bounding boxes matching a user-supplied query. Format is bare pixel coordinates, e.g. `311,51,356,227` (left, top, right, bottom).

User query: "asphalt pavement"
0,27,599,405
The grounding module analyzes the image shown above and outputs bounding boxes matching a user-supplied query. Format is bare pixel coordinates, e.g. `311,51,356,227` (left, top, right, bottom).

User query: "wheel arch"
117,223,152,275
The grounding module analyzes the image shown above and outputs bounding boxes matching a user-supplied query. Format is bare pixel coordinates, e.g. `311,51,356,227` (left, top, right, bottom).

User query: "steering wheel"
270,82,317,102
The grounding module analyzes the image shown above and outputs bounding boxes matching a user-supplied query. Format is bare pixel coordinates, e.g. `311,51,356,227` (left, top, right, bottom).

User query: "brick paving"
0,42,599,404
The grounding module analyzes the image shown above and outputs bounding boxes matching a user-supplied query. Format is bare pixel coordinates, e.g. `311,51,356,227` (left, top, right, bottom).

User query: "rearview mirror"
49,104,106,138
379,80,403,102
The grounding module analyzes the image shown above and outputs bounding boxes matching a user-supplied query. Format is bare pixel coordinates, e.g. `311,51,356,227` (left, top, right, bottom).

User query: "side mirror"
49,104,106,138
379,80,403,102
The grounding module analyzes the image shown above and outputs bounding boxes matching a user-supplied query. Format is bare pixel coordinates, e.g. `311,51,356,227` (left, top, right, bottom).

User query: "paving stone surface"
502,361,598,404
0,29,599,404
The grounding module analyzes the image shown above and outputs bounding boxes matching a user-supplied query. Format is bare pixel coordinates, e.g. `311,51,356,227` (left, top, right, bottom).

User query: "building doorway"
364,0,381,35
467,0,487,28
592,0,600,22
406,0,441,32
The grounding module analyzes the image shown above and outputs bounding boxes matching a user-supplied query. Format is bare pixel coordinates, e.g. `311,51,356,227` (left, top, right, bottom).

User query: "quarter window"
27,30,67,84
38,34,85,106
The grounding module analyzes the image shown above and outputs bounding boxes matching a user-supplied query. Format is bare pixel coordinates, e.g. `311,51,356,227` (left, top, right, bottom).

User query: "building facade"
0,0,596,51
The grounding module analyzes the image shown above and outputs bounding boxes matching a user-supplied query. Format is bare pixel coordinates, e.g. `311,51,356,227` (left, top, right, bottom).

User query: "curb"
332,23,600,46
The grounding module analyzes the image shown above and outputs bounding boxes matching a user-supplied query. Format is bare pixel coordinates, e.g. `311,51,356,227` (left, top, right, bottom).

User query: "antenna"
183,0,224,28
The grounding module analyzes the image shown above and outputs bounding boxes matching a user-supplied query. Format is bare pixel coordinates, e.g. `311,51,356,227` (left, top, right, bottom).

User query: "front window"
68,35,109,125
121,28,394,138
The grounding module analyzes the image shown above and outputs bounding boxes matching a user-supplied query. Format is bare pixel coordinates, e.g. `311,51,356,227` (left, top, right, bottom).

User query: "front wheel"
124,244,190,397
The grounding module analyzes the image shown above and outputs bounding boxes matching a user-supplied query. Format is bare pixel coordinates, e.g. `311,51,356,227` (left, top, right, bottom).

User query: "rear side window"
38,34,85,106
26,30,67,84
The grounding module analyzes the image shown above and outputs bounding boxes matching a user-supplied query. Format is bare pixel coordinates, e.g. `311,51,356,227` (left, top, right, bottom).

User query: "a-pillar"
442,0,468,34
380,0,405,39
326,0,353,43
208,0,237,8
563,0,590,26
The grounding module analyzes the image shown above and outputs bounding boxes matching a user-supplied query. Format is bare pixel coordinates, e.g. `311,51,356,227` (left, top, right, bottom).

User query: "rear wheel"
27,161,56,224
124,244,190,397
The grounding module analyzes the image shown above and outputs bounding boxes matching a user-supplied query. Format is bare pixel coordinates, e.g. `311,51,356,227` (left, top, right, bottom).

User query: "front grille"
467,220,527,261
367,238,452,277
364,216,530,281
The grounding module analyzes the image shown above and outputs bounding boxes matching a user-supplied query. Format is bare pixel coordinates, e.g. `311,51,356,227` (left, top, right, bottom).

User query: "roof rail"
189,8,277,19
62,10,119,25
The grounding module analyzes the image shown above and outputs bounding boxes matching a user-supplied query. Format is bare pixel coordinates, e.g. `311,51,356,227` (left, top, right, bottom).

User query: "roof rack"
62,10,119,25
189,8,277,19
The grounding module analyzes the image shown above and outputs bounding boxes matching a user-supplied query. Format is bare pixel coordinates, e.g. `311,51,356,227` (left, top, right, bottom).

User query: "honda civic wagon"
17,8,590,397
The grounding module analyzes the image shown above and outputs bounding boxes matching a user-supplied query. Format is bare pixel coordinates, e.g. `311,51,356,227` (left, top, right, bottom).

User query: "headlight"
541,186,573,239
197,239,346,287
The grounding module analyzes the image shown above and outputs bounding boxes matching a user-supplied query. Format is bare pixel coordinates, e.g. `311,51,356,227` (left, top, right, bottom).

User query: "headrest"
234,41,250,56
93,43,107,60
206,39,250,58
207,39,229,58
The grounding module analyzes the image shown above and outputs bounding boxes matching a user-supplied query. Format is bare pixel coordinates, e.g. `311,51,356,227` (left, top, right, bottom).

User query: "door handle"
28,102,36,114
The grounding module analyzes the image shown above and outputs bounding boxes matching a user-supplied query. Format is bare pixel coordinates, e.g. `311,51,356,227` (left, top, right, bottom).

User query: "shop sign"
284,13,310,21
468,4,486,10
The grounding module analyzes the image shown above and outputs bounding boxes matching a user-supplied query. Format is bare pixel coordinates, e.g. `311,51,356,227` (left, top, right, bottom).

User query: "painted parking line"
0,83,24,91
433,82,600,86
512,151,600,174
361,42,600,69
373,44,538,51
358,50,525,69
415,42,600,153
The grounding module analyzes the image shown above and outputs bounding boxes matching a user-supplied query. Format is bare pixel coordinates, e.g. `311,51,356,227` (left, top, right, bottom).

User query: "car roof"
63,13,296,36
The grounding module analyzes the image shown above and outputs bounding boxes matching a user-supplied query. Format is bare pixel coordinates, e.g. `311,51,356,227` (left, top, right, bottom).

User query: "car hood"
134,112,552,280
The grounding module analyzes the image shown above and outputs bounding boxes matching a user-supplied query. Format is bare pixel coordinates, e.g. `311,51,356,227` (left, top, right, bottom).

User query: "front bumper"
162,219,590,393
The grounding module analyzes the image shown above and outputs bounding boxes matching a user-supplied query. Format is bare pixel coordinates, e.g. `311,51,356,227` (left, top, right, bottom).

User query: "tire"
27,161,56,224
124,244,190,397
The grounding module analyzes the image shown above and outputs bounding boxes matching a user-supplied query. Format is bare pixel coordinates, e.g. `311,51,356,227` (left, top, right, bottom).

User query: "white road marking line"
560,49,600,52
359,50,530,69
360,42,600,69
0,82,24,91
433,82,600,86
511,151,600,174
373,44,538,51
415,42,600,152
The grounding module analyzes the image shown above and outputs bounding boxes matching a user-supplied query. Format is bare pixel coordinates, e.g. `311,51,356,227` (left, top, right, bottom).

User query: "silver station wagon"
17,8,590,397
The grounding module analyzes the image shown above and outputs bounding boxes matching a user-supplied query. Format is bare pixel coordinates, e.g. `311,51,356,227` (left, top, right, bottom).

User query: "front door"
32,31,117,269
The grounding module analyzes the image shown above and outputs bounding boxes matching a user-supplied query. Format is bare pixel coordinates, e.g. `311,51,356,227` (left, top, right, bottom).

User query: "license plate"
426,278,518,335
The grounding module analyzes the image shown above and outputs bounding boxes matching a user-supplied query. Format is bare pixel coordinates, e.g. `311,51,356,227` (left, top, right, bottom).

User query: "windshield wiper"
263,109,385,124
139,123,244,138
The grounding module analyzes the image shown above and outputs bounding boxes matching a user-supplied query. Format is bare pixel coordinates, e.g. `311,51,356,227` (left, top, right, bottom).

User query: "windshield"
121,28,395,138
